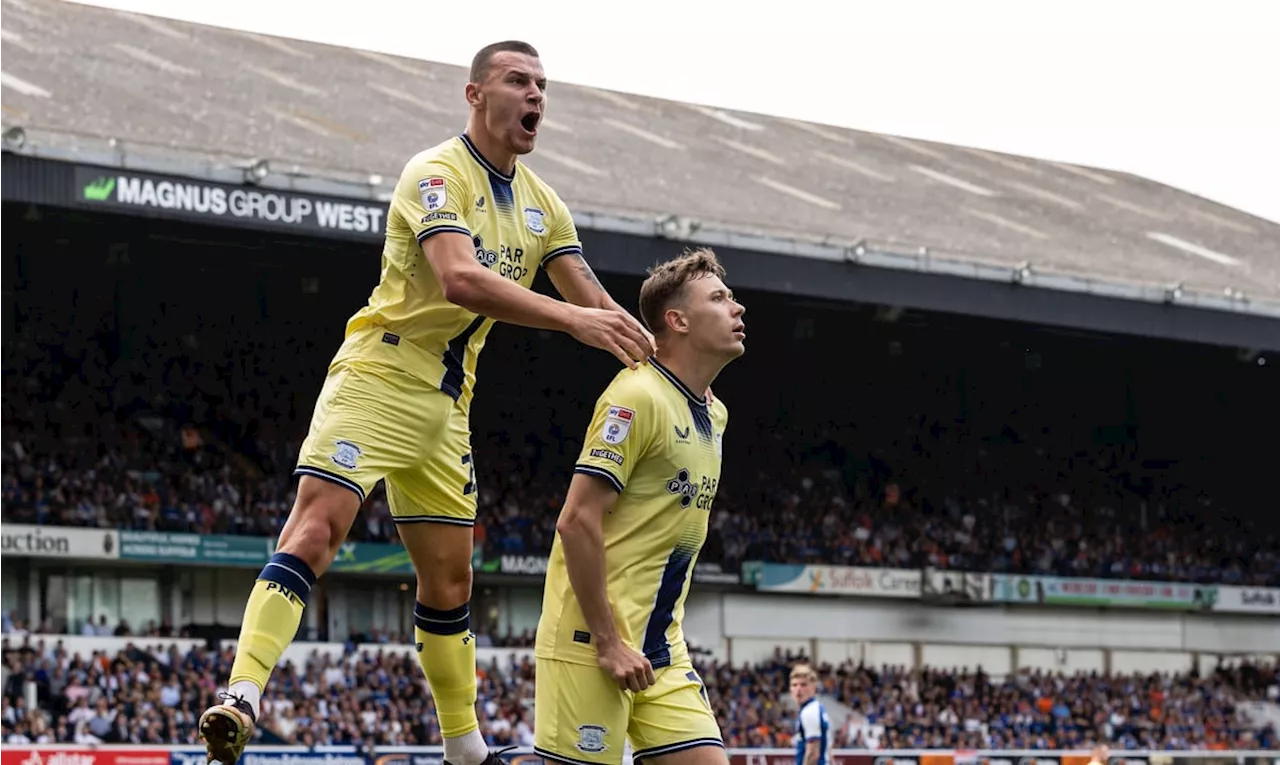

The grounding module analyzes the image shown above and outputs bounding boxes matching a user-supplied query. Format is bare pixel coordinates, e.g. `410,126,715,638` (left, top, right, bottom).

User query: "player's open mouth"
520,112,540,134
732,322,746,338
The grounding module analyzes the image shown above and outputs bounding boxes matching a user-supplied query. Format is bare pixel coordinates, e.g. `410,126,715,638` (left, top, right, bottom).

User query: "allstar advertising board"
0,750,169,765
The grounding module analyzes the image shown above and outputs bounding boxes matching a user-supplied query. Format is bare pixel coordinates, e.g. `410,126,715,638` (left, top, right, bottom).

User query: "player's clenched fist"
568,306,656,369
597,639,656,692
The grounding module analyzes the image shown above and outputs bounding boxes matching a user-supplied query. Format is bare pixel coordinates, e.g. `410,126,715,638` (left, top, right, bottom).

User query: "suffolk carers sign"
754,563,921,599
73,166,386,242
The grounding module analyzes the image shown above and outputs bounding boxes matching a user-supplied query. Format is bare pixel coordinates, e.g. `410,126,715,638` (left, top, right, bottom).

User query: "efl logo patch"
524,206,546,235
575,724,608,754
331,439,362,470
418,177,447,211
602,406,634,445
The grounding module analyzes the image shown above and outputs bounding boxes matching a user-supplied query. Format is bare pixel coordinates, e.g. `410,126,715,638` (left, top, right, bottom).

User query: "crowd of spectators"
1,639,1274,750
4,328,1277,586
4,245,1279,588
714,651,1278,751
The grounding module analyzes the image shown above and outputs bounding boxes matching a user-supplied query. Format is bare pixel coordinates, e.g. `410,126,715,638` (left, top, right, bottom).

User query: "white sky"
71,0,1280,224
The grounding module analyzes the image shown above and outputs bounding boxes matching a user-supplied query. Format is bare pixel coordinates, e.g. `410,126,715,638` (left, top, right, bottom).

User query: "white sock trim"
226,680,262,720
443,729,487,765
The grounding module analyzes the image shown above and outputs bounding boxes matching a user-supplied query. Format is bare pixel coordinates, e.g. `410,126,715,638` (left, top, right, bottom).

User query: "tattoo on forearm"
571,254,605,291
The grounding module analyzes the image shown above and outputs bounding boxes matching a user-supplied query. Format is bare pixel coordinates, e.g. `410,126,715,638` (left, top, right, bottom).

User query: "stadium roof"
3,0,1279,313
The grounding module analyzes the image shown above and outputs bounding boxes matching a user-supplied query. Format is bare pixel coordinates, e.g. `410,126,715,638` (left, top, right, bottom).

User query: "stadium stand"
4,220,1278,595
1,638,1276,749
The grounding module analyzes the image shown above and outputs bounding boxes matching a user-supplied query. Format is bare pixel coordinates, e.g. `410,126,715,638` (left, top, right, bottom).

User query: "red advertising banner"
0,749,171,765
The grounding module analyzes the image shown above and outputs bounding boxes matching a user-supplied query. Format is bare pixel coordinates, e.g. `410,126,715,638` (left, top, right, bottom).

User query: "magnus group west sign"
73,166,387,241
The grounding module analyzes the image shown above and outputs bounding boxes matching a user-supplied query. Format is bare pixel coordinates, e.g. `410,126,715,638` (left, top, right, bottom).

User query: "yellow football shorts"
294,362,476,525
534,658,723,765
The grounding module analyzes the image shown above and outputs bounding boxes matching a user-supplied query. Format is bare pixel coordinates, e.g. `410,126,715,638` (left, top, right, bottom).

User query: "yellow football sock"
414,602,479,738
228,552,316,694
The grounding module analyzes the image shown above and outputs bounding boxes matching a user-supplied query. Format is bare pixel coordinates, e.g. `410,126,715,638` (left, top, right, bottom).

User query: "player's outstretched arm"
555,472,656,692
543,251,617,310
421,233,652,368
545,253,656,353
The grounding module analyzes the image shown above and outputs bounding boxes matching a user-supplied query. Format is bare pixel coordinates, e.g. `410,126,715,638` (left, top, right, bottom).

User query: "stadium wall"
134,568,1280,660
7,554,1277,682
9,599,1276,688
6,549,1277,674
692,590,1276,668
718,593,1280,657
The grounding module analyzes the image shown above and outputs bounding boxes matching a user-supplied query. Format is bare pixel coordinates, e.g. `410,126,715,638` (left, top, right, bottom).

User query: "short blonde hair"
790,663,818,683
638,248,726,335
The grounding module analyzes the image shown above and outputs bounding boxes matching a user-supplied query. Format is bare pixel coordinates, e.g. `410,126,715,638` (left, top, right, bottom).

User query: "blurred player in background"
1087,746,1110,765
199,40,654,765
535,248,745,765
791,664,832,765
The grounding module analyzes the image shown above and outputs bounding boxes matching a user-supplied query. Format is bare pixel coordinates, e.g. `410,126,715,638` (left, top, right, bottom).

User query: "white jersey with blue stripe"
795,696,832,765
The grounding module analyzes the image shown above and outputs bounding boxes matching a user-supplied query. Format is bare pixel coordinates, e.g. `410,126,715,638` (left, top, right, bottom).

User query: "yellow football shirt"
330,134,582,410
536,358,729,670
